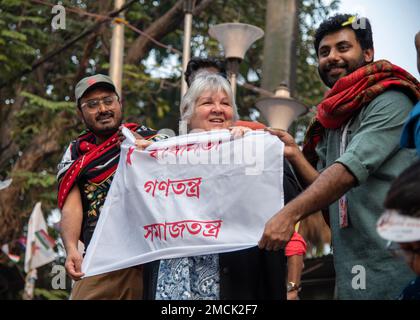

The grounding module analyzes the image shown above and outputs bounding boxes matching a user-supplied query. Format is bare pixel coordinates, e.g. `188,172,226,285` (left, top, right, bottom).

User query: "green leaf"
34,288,69,300
17,15,47,24
13,170,57,189
1,29,27,41
1,0,24,8
20,92,75,112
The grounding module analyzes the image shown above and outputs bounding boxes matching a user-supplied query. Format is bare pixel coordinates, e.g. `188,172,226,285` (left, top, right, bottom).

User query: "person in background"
378,160,420,300
400,31,420,156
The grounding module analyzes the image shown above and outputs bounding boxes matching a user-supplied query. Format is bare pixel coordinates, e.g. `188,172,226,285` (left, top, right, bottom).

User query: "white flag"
24,202,56,273
1,244,9,255
83,130,284,277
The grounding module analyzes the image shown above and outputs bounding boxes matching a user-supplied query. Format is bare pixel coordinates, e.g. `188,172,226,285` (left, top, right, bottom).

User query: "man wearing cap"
57,74,165,299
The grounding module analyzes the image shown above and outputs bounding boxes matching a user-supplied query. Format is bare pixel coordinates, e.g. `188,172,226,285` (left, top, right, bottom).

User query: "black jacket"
143,159,301,300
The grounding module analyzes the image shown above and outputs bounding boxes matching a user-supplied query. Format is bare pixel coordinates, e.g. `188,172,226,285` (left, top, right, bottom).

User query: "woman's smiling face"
189,89,234,131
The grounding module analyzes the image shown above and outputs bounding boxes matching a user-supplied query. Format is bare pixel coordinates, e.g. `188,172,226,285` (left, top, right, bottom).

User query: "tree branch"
126,0,214,64
0,111,67,243
0,0,137,89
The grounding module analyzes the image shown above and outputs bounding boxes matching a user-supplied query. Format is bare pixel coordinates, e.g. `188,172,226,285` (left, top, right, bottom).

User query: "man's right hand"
65,248,85,281
258,210,296,251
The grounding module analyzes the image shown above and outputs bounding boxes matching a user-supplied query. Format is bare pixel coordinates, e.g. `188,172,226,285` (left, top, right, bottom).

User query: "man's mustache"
96,111,114,121
325,62,348,72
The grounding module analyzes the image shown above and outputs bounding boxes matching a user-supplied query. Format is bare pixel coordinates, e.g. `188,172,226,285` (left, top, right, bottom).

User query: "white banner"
82,130,284,277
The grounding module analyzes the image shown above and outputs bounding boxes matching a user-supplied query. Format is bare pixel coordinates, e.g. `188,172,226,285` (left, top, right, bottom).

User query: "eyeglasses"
80,95,119,113
386,241,420,264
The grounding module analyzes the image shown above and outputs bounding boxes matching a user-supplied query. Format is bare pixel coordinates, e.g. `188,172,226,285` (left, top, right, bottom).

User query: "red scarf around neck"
57,123,139,209
303,60,420,166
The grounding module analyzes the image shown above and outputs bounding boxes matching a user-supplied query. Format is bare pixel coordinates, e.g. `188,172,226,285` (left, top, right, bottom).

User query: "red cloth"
57,123,140,209
234,120,266,130
316,60,420,129
285,232,307,257
303,60,420,166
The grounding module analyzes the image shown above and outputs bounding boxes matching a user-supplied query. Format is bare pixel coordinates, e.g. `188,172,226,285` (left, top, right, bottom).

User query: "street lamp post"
181,0,194,98
109,0,125,96
208,23,264,97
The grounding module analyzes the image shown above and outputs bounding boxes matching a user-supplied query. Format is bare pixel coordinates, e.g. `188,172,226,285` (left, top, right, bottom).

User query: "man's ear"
363,48,374,64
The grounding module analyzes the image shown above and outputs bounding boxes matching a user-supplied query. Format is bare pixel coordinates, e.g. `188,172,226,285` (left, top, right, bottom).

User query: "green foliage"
1,0,24,7
10,92,76,158
12,170,58,207
13,170,56,189
0,1,49,83
20,91,75,113
34,288,70,300
1,29,27,41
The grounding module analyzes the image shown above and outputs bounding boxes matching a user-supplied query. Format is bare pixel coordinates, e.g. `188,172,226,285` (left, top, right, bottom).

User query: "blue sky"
337,0,420,78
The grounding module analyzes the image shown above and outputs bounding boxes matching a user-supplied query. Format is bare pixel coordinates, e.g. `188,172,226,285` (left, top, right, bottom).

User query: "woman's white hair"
179,71,239,125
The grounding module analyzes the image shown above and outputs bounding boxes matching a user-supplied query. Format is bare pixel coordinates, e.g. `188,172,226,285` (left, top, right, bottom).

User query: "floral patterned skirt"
155,254,220,300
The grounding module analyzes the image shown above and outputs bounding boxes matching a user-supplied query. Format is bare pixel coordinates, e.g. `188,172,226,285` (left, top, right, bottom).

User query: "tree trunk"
261,0,299,93
0,112,68,243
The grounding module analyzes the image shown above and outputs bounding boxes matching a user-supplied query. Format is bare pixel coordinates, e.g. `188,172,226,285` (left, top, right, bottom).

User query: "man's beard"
84,111,122,137
87,125,119,137
318,55,368,88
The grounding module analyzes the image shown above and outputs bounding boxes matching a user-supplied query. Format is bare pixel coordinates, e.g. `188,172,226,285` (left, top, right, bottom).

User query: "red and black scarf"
57,123,156,209
302,60,420,166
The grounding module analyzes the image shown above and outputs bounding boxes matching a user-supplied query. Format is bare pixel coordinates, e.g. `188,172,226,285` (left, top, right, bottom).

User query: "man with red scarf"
57,74,165,299
259,14,420,299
